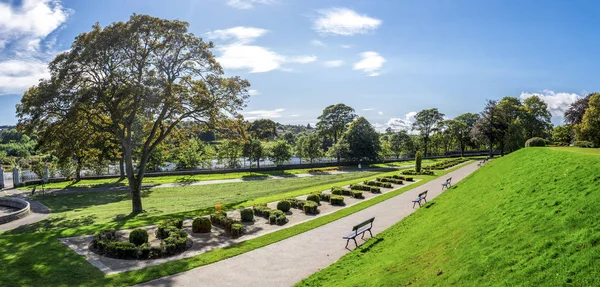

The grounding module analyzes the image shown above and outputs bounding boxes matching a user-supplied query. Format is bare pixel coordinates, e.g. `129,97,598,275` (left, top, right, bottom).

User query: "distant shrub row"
525,137,550,147
350,184,381,193
574,141,595,148
363,180,392,188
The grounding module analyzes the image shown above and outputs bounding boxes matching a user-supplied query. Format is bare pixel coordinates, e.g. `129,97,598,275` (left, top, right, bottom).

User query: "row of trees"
554,93,600,147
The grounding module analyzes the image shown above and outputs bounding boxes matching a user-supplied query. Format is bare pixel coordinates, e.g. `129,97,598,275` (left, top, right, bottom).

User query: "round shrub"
129,228,148,246
277,200,291,212
240,208,254,222
231,223,243,238
352,191,363,199
330,195,345,206
306,194,320,203
525,137,549,147
320,193,331,202
303,201,319,214
269,210,288,225
192,217,212,233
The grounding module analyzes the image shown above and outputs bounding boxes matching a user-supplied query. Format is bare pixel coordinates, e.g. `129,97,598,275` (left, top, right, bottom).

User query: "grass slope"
298,148,600,286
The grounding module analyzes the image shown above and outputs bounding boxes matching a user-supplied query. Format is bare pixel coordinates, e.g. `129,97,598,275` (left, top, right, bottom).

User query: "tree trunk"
124,144,143,214
119,157,125,180
256,159,260,168
75,158,82,182
460,142,465,157
424,137,429,158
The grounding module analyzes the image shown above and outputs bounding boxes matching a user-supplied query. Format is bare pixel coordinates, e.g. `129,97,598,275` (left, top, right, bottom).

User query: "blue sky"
0,0,597,129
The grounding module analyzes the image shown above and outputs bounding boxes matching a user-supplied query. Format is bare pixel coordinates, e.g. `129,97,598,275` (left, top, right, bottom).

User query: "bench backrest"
446,177,452,183
418,190,428,198
352,217,375,231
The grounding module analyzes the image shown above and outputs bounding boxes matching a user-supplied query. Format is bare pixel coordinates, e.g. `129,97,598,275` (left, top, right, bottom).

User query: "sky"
0,0,598,130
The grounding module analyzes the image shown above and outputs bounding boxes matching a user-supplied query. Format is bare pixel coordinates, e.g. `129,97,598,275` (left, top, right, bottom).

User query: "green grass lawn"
547,146,600,156
8,171,384,236
18,166,357,190
0,162,466,287
297,147,600,287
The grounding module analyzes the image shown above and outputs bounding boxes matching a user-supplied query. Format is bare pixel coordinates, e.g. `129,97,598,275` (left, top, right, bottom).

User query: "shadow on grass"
360,237,384,253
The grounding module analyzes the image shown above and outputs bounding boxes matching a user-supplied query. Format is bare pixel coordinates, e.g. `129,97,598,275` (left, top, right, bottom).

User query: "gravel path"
138,162,480,287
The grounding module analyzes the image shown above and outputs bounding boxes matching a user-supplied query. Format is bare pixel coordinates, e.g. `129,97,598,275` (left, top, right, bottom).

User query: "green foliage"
525,137,549,147
157,219,184,239
210,211,242,236
240,208,254,222
350,184,381,193
253,204,274,218
577,93,600,147
306,194,320,203
412,108,445,156
218,140,244,169
129,229,148,246
192,217,212,233
243,139,265,168
415,151,422,172
174,136,215,169
319,193,331,202
303,201,319,214
317,103,357,144
248,119,277,140
552,125,573,146
330,195,345,205
574,141,595,148
276,200,291,212
268,210,288,225
363,181,392,188
351,190,363,199
331,187,352,196
230,223,244,238
344,117,381,161
270,140,292,166
302,133,324,163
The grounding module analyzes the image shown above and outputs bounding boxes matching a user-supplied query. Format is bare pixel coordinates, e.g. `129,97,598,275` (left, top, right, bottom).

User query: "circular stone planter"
0,197,30,225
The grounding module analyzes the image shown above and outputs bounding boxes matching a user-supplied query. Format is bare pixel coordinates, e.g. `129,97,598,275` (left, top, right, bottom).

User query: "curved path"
138,162,480,287
0,195,51,231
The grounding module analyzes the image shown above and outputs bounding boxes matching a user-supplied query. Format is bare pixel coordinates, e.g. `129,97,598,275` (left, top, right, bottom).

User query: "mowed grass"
18,166,356,190
7,171,382,236
547,146,600,156
298,148,600,287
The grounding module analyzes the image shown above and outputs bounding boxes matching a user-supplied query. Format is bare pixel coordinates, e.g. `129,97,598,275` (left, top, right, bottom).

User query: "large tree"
317,103,356,162
302,133,324,163
522,96,552,139
412,108,444,157
269,140,292,166
452,113,479,156
248,119,277,140
343,117,381,161
17,15,250,213
577,93,600,146
564,94,593,125
471,100,510,157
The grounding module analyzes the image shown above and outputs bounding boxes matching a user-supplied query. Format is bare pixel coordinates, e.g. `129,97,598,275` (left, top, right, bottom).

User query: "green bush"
240,208,254,222
331,188,343,195
129,228,148,246
350,184,381,193
287,198,306,209
306,194,320,203
405,177,414,181
210,211,241,235
525,137,549,147
93,225,188,259
157,218,184,239
415,151,422,172
253,204,272,218
303,201,319,214
230,223,243,238
330,195,345,205
192,217,212,233
269,210,288,225
320,193,331,202
276,200,291,212
574,141,595,148
352,190,364,199
364,181,392,188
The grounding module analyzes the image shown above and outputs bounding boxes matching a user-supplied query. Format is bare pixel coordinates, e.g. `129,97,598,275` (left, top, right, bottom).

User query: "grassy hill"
298,148,600,286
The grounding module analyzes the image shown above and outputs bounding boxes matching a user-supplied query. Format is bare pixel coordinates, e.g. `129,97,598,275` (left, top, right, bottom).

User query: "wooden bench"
441,177,452,190
343,217,375,248
412,190,428,208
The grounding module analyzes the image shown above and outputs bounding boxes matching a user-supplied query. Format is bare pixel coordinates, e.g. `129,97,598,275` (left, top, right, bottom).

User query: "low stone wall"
0,198,30,224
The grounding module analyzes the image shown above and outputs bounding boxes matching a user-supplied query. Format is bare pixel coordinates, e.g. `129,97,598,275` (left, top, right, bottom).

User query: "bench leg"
413,201,417,208
345,239,350,249
423,198,427,204
368,229,373,238
353,238,358,248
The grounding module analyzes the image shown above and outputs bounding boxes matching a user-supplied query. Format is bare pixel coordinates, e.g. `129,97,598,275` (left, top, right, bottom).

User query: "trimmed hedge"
129,229,148,246
210,211,243,236
157,218,184,239
330,195,345,205
405,177,414,182
253,203,273,218
319,193,331,202
306,194,321,203
269,210,288,225
364,181,392,188
254,204,288,225
377,177,403,184
351,190,364,199
350,184,381,193
192,217,212,233
401,169,435,176
240,208,254,222
574,141,595,148
303,201,319,214
287,198,307,209
525,137,549,147
331,187,352,196
276,200,291,212
231,223,243,238
422,157,468,171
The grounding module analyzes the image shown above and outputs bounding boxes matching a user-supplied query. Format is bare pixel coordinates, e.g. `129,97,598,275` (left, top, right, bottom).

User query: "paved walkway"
139,162,480,287
0,196,51,231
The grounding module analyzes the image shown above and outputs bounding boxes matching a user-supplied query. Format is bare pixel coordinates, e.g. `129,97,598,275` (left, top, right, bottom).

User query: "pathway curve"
138,162,480,287
0,194,51,231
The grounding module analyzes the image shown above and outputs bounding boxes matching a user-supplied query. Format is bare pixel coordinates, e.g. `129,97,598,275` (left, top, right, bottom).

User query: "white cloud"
313,8,381,36
363,108,375,111
209,26,316,73
353,51,385,76
310,39,326,47
386,112,417,132
378,111,383,115
288,55,317,64
0,0,71,95
519,90,582,117
243,108,285,120
225,0,276,9
290,114,300,117
323,60,344,67
340,44,352,49
247,89,260,96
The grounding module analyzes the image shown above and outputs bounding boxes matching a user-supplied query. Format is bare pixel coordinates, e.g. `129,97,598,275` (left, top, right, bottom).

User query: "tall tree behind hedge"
522,96,552,139
17,15,250,214
343,117,381,161
412,108,444,157
317,103,356,163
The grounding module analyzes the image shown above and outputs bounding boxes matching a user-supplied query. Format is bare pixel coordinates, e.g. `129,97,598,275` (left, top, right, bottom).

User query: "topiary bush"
525,137,549,147
330,195,345,205
352,190,364,199
210,211,242,236
320,193,331,202
415,151,422,172
287,198,306,209
306,194,320,203
276,200,291,212
192,217,212,233
574,141,595,148
240,208,254,222
269,210,288,225
405,177,414,182
303,201,319,214
157,218,184,239
129,228,148,246
230,223,243,238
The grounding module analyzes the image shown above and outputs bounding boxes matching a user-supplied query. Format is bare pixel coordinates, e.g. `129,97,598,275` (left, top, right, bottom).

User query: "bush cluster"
192,217,212,233
350,184,381,193
231,223,243,237
269,210,288,225
405,177,414,181
351,190,364,199
525,137,549,147
240,208,254,222
377,177,403,184
306,194,321,203
331,187,352,196
287,198,306,209
157,218,184,239
92,219,189,260
330,195,345,205
129,229,148,246
401,169,435,176
307,167,339,173
425,158,469,170
364,180,392,188
303,201,319,214
276,200,291,212
210,211,244,237
319,193,331,202
574,141,595,148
